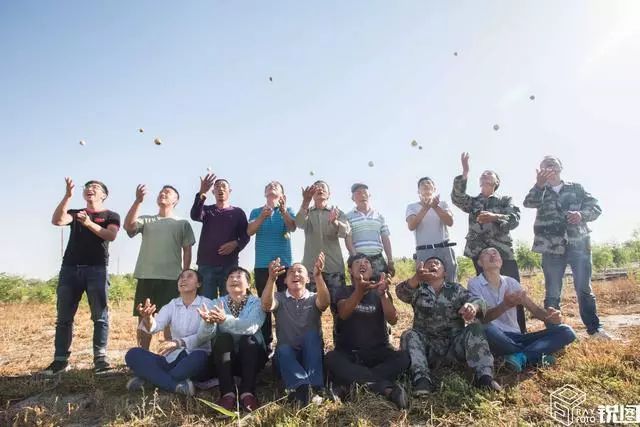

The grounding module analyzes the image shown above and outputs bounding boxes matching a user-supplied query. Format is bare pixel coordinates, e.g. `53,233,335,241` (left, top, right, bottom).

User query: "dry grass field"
1,276,640,426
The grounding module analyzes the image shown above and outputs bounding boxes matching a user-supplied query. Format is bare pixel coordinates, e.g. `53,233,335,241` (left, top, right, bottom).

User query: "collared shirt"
249,206,296,268
395,280,487,340
468,274,521,334
138,295,212,362
451,175,520,259
273,290,321,347
196,294,266,351
405,201,451,245
295,206,350,274
346,208,390,256
523,181,601,255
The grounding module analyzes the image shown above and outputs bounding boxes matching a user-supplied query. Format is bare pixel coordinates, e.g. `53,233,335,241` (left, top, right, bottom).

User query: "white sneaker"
589,330,615,340
175,379,195,396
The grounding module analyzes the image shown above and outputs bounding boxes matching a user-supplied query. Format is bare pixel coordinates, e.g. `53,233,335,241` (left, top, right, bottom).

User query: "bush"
515,241,541,272
456,257,475,283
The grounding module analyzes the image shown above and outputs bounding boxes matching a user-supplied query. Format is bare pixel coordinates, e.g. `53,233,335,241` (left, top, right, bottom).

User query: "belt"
416,241,456,250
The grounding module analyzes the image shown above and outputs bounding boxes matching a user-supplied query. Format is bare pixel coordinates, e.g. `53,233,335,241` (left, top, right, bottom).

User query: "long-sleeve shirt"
522,181,601,255
395,280,487,340
295,206,350,274
138,295,213,363
450,175,520,259
190,194,250,267
195,294,266,351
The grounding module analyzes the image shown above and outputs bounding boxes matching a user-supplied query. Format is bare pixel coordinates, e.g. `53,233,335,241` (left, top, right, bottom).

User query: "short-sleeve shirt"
249,207,296,268
468,274,522,334
62,209,120,266
128,215,196,280
346,208,390,256
273,290,322,347
405,201,450,245
333,287,389,352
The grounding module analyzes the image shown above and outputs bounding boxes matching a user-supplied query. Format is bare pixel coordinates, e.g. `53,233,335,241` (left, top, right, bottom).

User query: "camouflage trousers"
400,323,494,382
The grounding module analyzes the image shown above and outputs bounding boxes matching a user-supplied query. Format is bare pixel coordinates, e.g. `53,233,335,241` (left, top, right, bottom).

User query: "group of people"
43,153,610,412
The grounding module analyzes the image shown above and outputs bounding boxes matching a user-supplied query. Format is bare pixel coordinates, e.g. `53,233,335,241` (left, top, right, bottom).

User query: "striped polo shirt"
346,208,390,256
249,206,296,268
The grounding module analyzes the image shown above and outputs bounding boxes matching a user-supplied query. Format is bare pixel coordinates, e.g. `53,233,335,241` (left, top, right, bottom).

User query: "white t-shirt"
551,183,564,193
405,200,450,245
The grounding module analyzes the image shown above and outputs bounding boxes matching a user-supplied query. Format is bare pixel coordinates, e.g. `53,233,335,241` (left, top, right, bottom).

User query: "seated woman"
196,267,267,413
125,269,212,395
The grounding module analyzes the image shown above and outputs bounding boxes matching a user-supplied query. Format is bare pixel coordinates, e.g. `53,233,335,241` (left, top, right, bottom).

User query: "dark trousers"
211,333,266,395
254,268,287,347
325,346,410,395
472,257,527,334
54,265,109,361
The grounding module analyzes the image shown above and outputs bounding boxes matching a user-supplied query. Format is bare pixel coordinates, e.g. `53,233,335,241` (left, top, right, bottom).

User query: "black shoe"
412,377,436,396
328,383,348,402
474,375,502,392
389,383,408,409
292,385,310,406
42,360,69,376
94,359,112,374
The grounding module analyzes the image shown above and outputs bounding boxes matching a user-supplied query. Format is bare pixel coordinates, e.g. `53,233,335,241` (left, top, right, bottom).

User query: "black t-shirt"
334,287,390,353
62,209,120,266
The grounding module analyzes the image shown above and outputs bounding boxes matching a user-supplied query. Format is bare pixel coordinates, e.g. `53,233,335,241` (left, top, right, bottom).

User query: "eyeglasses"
84,184,104,191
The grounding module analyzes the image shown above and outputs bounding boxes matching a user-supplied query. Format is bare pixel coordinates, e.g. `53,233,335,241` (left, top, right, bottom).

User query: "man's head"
284,263,310,293
157,185,180,207
423,256,446,281
351,183,370,207
348,253,373,282
264,181,284,199
83,180,108,203
225,266,251,299
539,156,563,184
417,177,436,201
312,180,330,206
477,247,503,272
214,179,231,203
479,170,500,195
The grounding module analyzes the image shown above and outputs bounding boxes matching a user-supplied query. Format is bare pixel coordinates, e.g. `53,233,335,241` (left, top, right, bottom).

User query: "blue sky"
1,1,638,278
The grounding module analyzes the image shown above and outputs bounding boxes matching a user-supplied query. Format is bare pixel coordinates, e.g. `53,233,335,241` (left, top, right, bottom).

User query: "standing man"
345,183,395,276
523,156,611,339
451,152,526,333
124,184,196,350
406,177,457,282
44,178,120,375
191,173,250,299
295,181,350,295
248,181,296,350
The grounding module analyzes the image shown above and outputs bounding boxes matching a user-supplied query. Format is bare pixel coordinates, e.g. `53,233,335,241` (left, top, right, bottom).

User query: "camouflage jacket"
522,181,601,255
396,280,487,339
450,175,520,259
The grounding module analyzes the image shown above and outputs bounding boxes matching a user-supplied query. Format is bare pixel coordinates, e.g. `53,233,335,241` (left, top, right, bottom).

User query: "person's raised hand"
301,186,316,208
76,210,92,227
268,257,286,281
259,205,273,220
135,184,147,203
314,252,325,278
535,168,554,188
328,207,339,225
278,194,287,214
197,303,215,323
430,194,441,209
461,152,470,178
376,273,391,296
199,173,216,195
136,298,157,319
64,177,75,198
458,303,477,322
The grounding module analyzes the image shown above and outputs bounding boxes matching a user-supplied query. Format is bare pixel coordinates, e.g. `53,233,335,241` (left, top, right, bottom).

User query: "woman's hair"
179,268,203,294
225,267,252,295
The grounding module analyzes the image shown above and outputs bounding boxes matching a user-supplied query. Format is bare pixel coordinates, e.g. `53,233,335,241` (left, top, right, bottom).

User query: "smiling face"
157,186,179,207
213,180,231,203
418,179,436,202
225,270,250,300
479,171,499,196
477,247,503,271
264,181,283,199
177,269,201,295
284,263,309,293
350,256,373,281
83,183,107,203
312,182,330,205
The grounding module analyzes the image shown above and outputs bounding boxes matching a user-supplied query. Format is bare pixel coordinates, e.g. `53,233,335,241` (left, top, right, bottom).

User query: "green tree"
457,257,475,283
515,242,541,272
611,245,632,267
592,245,614,271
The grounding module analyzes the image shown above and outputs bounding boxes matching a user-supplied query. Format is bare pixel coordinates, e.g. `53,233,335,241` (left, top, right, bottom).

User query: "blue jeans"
125,348,209,392
275,331,324,390
198,264,237,299
54,265,109,362
542,242,601,334
484,323,577,363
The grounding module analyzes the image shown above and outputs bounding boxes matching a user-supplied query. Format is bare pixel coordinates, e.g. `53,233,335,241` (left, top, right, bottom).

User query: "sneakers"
539,354,556,367
289,385,310,406
412,376,436,396
503,352,527,373
240,393,260,412
388,383,409,409
474,374,502,392
590,330,615,340
94,359,112,374
174,379,195,396
126,376,146,392
216,393,237,412
42,360,70,376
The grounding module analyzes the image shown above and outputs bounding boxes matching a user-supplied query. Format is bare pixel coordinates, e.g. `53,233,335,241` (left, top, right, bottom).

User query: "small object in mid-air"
453,51,458,56
206,167,212,173
138,128,144,133
368,160,374,167
269,77,273,82
529,95,535,101
154,138,162,145
309,170,315,176
493,124,500,131
411,140,418,147
79,140,86,146
418,145,423,150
